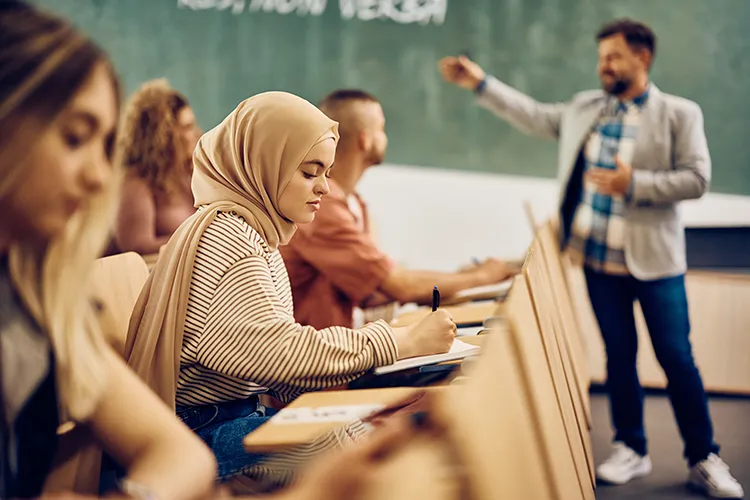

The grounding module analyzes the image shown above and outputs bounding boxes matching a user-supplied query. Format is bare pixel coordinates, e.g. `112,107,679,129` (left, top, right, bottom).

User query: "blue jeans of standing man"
584,268,719,466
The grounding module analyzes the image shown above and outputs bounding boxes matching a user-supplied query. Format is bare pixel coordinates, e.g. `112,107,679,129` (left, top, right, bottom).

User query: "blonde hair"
117,78,190,192
0,2,121,421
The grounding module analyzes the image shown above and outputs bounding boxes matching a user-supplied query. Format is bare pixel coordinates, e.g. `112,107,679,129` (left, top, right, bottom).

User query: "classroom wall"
358,165,750,271
37,0,750,196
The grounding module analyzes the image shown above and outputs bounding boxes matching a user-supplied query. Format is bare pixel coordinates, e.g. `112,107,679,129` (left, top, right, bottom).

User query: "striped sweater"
176,209,398,407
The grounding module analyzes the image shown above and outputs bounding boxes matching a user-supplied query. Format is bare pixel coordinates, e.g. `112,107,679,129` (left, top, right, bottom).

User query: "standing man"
280,89,512,330
439,19,743,498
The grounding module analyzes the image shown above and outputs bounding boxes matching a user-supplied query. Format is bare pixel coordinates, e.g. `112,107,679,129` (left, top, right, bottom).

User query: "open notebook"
373,339,481,375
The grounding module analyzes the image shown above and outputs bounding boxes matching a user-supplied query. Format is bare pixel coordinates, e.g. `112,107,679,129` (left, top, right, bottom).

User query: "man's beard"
601,74,631,96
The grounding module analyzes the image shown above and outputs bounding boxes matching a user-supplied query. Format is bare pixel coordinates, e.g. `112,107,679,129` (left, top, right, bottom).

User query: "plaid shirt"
567,89,649,275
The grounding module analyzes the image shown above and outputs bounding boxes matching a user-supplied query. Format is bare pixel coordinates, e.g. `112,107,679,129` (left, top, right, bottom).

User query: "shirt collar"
615,84,650,113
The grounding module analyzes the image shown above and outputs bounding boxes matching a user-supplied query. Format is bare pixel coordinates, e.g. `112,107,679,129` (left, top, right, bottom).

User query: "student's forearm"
360,290,393,309
198,321,397,398
90,355,217,500
382,268,487,304
122,437,216,500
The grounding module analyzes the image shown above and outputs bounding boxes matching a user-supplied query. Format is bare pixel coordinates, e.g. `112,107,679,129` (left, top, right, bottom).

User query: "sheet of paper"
272,404,385,425
452,279,513,300
373,339,481,375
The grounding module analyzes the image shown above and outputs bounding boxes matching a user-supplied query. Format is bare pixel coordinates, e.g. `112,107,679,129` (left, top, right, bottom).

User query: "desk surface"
243,387,427,453
391,301,501,328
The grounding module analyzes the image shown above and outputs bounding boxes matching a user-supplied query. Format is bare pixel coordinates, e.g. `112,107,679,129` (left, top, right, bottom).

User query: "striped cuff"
362,320,398,367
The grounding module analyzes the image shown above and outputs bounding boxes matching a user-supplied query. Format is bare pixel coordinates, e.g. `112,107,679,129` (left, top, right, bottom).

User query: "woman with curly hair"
114,79,202,255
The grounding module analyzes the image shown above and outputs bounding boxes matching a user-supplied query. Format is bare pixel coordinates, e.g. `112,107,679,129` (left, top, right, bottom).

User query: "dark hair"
596,18,656,64
319,88,378,112
168,92,189,118
0,1,121,193
318,89,379,145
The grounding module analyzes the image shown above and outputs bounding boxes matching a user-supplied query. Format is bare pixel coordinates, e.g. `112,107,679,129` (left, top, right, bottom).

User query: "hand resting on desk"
458,257,515,282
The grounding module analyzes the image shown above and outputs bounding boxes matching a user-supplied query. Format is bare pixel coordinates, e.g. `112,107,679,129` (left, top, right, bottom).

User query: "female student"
0,3,448,499
125,91,457,488
114,79,201,255
0,3,217,498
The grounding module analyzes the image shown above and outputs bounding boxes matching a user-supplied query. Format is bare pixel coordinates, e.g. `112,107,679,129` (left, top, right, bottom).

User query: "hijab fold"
123,92,338,408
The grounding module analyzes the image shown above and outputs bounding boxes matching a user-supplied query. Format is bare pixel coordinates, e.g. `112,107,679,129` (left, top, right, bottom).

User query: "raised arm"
439,55,567,140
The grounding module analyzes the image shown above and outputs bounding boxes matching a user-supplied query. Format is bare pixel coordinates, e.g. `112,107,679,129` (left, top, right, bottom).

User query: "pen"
432,286,440,312
472,257,481,266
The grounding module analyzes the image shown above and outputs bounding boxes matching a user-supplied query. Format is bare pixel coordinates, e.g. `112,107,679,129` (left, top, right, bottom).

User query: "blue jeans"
584,268,719,466
177,397,277,480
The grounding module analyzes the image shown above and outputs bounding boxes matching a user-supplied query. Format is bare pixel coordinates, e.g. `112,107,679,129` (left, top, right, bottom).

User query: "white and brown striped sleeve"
196,255,398,398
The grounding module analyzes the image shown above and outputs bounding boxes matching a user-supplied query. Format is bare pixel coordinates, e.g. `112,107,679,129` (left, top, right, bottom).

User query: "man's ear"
357,129,371,153
639,49,653,72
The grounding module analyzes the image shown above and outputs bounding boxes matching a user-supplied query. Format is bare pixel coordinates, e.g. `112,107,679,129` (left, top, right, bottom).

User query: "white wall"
358,164,750,272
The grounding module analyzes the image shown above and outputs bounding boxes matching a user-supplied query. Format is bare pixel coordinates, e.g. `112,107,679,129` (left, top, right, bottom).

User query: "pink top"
114,172,196,255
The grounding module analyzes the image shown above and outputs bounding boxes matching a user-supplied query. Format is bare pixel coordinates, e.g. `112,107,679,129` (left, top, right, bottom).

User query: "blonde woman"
0,3,446,500
125,91,456,490
114,79,201,256
0,3,216,498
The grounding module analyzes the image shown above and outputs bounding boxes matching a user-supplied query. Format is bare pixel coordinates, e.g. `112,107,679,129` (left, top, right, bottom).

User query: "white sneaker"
688,454,744,498
596,442,652,485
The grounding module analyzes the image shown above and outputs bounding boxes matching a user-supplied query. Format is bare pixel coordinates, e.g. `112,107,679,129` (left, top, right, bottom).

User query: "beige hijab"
123,91,339,408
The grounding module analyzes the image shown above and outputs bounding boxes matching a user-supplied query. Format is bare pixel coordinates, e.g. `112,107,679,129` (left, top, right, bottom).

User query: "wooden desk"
239,272,594,499
525,247,595,491
243,388,422,453
391,301,501,328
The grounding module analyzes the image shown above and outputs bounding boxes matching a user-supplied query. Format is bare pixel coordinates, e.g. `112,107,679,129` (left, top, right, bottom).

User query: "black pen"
432,286,440,312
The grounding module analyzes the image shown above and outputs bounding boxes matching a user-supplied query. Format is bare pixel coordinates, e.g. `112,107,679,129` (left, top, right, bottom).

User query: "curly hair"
116,78,190,192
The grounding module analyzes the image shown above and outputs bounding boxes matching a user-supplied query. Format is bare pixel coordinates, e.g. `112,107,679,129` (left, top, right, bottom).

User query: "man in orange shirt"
280,89,512,329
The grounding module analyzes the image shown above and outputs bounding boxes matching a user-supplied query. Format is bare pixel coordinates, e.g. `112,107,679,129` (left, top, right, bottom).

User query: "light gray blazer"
477,76,711,280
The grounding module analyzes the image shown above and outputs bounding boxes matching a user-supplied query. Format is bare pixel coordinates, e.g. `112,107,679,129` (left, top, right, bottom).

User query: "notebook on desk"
373,339,481,375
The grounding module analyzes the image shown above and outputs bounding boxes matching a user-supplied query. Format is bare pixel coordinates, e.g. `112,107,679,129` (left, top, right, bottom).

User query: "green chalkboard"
34,0,750,195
